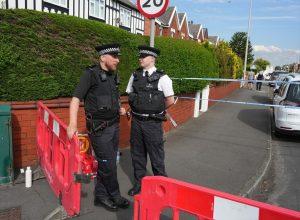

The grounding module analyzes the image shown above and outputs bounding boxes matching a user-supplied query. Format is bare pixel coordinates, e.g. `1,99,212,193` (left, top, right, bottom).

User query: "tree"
214,41,243,79
229,32,254,66
253,58,270,72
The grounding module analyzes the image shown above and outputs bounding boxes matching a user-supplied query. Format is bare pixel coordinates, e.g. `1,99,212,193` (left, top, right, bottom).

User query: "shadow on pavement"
251,94,272,105
237,109,270,134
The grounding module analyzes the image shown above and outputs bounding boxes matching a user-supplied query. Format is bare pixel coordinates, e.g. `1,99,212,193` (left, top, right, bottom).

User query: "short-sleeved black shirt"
73,69,93,101
73,65,113,101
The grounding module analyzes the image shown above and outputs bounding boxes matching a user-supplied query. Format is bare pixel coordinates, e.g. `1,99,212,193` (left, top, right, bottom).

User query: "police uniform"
73,44,129,211
126,46,174,196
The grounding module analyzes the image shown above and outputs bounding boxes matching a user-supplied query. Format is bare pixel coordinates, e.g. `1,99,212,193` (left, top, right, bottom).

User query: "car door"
273,83,288,122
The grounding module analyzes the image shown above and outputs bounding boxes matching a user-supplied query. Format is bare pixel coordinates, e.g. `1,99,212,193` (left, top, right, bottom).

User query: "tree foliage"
214,41,243,79
229,32,254,66
253,58,270,72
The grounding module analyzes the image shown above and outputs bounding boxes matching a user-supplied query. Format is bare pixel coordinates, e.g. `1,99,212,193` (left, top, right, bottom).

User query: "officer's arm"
165,96,175,109
67,97,80,139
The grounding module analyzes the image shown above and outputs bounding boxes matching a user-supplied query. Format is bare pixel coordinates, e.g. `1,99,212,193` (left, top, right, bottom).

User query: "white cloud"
254,45,282,53
254,45,300,66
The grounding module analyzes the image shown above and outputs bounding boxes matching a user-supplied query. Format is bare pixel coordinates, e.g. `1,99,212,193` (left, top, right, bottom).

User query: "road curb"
239,108,274,198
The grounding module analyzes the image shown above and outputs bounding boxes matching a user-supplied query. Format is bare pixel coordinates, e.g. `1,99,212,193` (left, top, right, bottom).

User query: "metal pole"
150,18,155,47
243,0,253,84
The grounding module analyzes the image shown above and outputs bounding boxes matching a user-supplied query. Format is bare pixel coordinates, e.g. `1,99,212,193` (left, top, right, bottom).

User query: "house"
2,0,145,35
208,36,220,46
144,6,180,38
202,28,208,41
144,6,208,43
188,21,204,43
177,12,192,40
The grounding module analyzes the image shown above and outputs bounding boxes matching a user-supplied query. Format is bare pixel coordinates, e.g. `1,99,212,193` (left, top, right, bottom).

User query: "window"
286,83,300,102
159,27,163,36
120,7,131,27
279,83,288,97
90,0,105,20
171,28,175,38
44,0,67,8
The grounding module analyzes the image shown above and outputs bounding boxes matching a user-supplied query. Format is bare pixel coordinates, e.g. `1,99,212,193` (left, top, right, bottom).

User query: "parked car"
273,74,290,92
269,71,289,87
273,73,300,136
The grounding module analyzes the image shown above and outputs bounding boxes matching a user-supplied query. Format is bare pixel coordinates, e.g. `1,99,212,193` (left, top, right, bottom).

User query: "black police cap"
95,43,121,56
138,45,160,58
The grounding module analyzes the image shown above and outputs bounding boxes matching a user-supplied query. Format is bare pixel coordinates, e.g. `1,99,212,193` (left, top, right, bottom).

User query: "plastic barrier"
36,101,96,217
134,176,300,220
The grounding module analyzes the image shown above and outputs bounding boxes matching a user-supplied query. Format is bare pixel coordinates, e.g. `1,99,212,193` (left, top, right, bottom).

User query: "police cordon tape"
171,77,300,110
172,77,300,84
175,96,300,109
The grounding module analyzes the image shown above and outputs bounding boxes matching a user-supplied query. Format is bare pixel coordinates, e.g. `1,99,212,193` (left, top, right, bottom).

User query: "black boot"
111,196,130,209
94,197,118,211
128,183,141,196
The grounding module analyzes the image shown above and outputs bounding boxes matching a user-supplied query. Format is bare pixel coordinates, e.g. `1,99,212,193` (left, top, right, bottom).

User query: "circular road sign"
137,0,169,19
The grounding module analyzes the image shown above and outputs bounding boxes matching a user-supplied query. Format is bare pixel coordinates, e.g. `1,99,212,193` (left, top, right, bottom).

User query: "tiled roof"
158,6,175,25
178,13,185,25
188,24,201,39
208,36,219,44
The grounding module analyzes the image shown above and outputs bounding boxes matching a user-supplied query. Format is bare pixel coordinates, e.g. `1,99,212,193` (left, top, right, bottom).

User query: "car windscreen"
286,82,300,103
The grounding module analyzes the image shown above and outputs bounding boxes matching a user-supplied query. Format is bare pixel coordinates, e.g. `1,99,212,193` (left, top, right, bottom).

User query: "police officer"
126,45,175,196
67,44,129,211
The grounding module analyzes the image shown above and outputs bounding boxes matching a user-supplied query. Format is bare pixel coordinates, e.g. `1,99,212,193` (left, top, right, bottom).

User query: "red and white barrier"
134,176,300,220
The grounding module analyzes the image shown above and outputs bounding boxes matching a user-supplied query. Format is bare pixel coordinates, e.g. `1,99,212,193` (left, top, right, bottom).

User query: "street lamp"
243,0,253,84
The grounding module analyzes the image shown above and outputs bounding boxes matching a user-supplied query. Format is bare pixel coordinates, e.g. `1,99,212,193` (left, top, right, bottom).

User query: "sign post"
137,0,169,47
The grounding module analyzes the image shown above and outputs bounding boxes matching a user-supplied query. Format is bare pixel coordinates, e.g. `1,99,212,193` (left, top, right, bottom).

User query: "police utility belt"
86,113,119,134
132,111,167,121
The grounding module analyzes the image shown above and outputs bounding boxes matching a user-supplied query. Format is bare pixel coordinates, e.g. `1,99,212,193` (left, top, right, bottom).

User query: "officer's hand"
67,125,77,139
119,107,126,116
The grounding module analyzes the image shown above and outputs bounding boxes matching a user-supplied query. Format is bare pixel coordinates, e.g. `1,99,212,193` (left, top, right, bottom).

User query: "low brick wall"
5,82,239,168
209,82,240,107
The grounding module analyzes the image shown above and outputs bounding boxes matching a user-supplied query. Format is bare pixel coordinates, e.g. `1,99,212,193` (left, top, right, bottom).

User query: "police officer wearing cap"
126,45,175,196
67,44,129,211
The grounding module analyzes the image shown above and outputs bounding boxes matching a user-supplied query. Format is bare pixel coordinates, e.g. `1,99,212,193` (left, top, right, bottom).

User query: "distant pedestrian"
256,72,264,91
247,71,255,90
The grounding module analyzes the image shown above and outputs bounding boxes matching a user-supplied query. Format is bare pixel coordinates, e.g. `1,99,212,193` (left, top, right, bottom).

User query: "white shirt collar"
143,66,156,77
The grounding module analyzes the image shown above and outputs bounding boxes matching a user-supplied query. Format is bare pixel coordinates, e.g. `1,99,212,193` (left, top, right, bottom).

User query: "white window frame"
171,28,175,38
120,7,131,28
159,27,163,36
89,0,105,20
44,0,67,8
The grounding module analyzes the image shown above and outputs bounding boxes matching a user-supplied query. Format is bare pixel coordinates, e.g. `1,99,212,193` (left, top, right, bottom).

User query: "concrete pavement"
0,87,274,219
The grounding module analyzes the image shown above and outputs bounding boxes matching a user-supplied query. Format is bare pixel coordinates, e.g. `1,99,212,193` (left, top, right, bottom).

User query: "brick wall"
209,82,240,107
7,82,239,168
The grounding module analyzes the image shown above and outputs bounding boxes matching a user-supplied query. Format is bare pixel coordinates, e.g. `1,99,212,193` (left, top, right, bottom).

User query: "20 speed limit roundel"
137,0,169,19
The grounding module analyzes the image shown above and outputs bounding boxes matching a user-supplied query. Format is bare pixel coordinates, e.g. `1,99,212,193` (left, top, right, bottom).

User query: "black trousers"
89,123,120,199
130,117,167,184
256,82,262,90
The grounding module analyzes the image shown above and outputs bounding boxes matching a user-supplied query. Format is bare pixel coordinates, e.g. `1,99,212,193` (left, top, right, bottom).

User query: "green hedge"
0,9,220,101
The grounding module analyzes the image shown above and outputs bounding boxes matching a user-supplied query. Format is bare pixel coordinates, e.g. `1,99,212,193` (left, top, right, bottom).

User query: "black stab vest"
84,65,120,120
128,69,166,114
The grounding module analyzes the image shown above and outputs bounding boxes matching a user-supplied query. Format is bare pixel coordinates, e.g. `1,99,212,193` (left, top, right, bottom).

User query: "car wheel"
274,127,282,137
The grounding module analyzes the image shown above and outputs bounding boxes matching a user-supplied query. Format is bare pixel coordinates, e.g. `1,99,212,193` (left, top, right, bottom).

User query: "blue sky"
144,0,300,66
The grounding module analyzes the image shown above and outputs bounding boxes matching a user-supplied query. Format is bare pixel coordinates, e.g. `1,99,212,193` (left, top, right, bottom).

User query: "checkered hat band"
99,48,120,55
139,50,157,57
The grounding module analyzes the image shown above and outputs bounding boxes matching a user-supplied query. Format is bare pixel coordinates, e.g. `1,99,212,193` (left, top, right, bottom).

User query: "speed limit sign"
137,0,170,19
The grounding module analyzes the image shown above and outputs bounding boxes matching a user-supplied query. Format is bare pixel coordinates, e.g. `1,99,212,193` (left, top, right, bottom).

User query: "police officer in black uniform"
67,44,129,211
126,45,175,196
